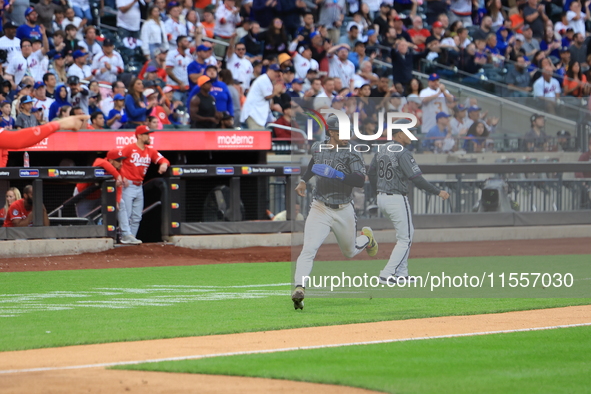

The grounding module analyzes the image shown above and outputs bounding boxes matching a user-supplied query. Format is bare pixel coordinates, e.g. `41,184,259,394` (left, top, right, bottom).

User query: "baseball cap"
33,81,45,89
24,6,35,16
106,149,127,161
167,1,179,7
393,15,405,21
135,125,153,136
197,75,211,87
455,104,466,111
560,46,570,53
143,88,157,97
349,24,359,31
1,100,11,106
309,31,320,39
292,78,304,84
428,73,440,81
113,93,125,100
53,53,63,60
425,36,438,46
432,21,443,28
268,64,281,72
146,65,158,73
556,130,571,136
19,81,32,89
531,113,545,120
154,47,168,56
522,24,531,31
436,112,450,120
103,38,115,47
298,45,311,54
67,75,80,85
366,29,376,37
196,44,210,52
221,111,233,120
390,92,402,98
20,95,34,105
307,67,318,74
282,66,295,73
4,21,17,29
163,86,173,93
31,107,41,112
72,50,88,59
380,2,391,7
467,105,481,112
278,53,291,64
515,34,525,42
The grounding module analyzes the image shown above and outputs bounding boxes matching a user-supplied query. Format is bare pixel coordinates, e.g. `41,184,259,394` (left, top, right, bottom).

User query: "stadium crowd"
0,0,588,152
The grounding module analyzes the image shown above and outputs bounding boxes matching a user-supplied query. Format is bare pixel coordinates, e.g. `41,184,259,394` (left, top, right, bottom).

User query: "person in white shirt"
419,73,455,134
165,35,192,102
313,77,335,110
67,50,92,80
213,0,241,58
117,0,141,39
567,1,588,35
225,36,253,93
100,80,127,115
6,30,49,87
327,43,355,90
78,26,103,63
141,5,169,59
293,45,319,80
67,75,90,114
91,39,124,83
32,81,54,122
164,2,187,46
0,22,21,68
533,66,561,99
240,64,283,129
61,7,86,41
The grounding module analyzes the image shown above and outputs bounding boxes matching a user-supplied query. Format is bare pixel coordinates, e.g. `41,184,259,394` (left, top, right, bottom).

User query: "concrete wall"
0,238,113,258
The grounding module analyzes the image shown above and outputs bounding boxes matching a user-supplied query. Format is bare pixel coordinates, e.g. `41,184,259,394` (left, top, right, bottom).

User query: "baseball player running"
368,127,449,284
292,116,378,310
119,125,170,239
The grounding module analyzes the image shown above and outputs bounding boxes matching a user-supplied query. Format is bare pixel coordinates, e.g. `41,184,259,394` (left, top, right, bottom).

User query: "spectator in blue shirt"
186,65,234,117
106,94,127,129
0,101,15,129
187,45,212,90
348,41,369,70
16,7,43,41
124,78,155,127
423,112,450,151
48,85,70,121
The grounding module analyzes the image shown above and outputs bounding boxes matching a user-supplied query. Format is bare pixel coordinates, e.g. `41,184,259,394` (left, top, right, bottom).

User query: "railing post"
101,179,117,240
168,177,183,237
160,176,170,239
557,173,563,211
286,175,293,221
32,178,44,227
229,176,241,221
455,173,462,213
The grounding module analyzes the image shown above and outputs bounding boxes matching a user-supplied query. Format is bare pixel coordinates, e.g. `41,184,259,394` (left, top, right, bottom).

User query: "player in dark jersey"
292,116,378,310
368,125,449,285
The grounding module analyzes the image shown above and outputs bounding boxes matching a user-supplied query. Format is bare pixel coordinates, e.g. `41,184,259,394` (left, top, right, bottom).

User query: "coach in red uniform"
3,184,50,227
119,125,170,239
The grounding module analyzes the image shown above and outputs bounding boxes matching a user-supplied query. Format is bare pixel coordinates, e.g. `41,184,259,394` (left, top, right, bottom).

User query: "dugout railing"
0,167,117,240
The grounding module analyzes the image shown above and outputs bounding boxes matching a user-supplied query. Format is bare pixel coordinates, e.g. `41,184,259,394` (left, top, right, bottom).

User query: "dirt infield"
1,238,590,272
2,305,591,393
1,238,590,393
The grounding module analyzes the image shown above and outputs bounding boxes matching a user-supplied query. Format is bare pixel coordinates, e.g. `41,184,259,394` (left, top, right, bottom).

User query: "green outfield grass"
0,255,589,351
120,325,591,394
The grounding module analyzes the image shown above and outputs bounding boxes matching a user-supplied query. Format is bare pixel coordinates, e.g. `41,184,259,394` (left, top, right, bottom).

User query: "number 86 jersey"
368,141,423,196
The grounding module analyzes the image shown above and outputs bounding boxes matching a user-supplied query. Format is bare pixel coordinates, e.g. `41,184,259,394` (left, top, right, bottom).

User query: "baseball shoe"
120,234,142,245
379,276,416,285
361,227,378,257
292,286,305,310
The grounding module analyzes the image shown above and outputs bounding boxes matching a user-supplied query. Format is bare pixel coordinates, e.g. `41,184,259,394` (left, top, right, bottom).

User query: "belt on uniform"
323,202,349,210
381,192,407,197
131,181,143,186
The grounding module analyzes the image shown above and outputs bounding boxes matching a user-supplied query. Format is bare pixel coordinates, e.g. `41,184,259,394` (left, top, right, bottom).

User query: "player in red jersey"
119,125,170,239
4,184,50,227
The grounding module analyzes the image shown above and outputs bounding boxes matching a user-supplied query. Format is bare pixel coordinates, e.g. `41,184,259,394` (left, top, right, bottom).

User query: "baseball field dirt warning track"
0,238,590,393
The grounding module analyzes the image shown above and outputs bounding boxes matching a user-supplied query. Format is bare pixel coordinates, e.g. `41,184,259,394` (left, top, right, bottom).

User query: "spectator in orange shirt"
510,3,525,34
201,6,215,39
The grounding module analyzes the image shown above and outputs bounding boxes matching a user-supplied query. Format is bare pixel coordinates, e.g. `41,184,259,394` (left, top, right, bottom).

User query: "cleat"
292,286,305,310
120,234,142,245
361,227,378,257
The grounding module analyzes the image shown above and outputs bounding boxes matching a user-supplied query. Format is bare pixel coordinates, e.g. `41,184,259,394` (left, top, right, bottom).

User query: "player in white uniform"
368,122,449,284
292,116,379,310
419,73,455,134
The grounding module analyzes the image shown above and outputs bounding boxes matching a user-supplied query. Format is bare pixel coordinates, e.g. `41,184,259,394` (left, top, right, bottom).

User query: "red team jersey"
75,158,123,202
119,143,170,182
3,199,31,227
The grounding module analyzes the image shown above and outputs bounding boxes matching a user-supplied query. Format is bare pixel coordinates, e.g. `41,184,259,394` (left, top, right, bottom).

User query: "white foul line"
1,322,590,375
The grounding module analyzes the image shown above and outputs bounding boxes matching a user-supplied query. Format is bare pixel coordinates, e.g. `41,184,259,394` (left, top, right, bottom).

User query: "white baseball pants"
378,193,414,278
294,200,369,287
117,198,132,237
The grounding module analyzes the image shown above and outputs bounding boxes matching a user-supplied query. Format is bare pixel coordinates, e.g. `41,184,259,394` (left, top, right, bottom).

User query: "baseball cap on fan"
106,149,127,161
135,125,154,136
